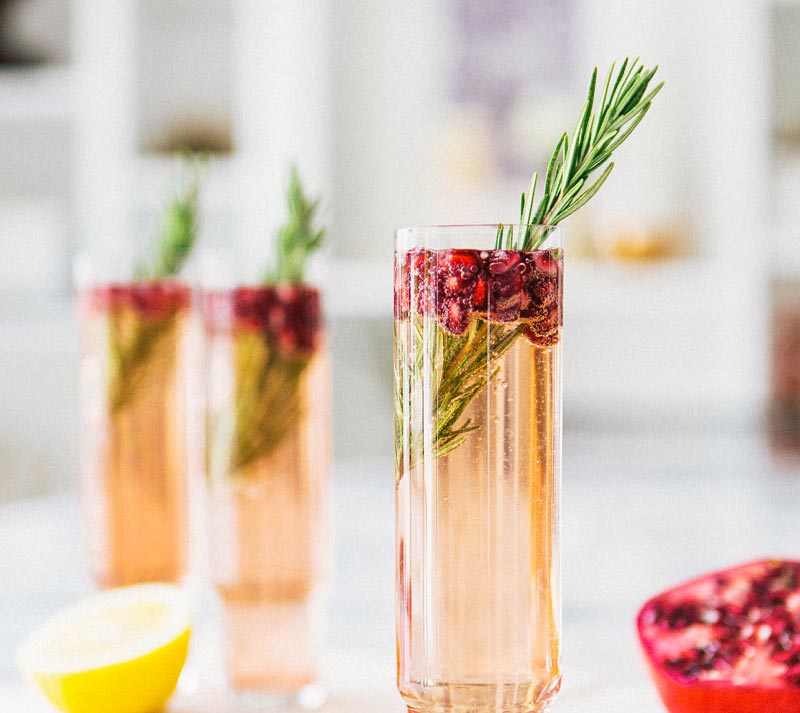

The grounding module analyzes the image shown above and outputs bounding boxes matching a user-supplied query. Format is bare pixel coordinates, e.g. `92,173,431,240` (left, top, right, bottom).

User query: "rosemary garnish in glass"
108,155,204,413
396,58,663,466
227,166,326,473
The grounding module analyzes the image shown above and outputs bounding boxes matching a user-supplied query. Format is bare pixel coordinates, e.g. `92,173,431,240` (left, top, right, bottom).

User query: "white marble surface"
1,431,799,711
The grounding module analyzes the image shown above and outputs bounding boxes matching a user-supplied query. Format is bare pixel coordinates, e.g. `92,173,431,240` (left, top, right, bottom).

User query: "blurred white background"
2,3,800,710
0,0,799,499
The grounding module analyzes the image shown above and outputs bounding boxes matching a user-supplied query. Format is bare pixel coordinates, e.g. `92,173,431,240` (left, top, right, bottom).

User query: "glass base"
400,675,561,713
231,683,327,710
220,591,322,695
407,707,551,713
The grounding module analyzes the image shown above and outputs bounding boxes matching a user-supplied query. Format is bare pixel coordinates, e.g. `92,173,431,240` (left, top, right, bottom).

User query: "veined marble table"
2,431,797,711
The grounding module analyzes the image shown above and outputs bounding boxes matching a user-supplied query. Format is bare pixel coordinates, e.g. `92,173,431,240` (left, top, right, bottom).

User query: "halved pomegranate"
637,559,800,713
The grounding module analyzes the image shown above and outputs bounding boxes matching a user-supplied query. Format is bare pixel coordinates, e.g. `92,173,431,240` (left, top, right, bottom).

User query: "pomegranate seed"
472,278,488,310
89,282,190,320
441,299,470,335
219,285,323,357
398,247,562,346
488,251,521,275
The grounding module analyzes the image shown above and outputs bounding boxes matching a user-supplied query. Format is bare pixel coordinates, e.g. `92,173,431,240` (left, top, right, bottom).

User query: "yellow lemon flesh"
18,583,191,713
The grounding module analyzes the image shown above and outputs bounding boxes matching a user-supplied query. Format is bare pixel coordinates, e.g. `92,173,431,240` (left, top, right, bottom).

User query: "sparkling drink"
395,226,563,713
204,285,331,701
78,282,191,588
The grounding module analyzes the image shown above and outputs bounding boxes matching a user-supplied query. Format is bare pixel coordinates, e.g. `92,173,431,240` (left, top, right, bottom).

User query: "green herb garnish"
499,57,663,250
108,155,204,414
396,318,522,470
135,153,205,279
398,58,662,465
228,166,326,473
229,332,310,472
263,166,325,285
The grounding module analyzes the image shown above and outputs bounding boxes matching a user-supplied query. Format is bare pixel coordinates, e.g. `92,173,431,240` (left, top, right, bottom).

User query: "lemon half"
18,583,191,713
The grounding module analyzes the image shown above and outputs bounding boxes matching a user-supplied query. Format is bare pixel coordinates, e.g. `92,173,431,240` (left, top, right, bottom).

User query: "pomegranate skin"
643,660,800,713
637,559,800,713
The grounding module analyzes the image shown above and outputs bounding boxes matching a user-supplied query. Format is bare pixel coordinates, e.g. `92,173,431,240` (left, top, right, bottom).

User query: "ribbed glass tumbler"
394,225,563,713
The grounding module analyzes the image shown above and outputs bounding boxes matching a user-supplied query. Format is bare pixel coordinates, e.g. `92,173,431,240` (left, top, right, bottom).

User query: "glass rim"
395,223,563,251
396,222,560,233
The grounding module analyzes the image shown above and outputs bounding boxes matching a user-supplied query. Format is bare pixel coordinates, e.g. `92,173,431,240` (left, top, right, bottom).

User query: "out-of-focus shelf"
565,257,743,319
563,256,767,428
0,66,72,122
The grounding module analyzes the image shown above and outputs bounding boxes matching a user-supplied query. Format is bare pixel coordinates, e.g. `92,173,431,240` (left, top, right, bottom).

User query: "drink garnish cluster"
395,58,662,466
93,155,204,414
207,167,326,474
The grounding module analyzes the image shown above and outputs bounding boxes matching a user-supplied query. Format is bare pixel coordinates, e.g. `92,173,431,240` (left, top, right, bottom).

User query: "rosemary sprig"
136,154,206,279
109,155,204,414
396,317,522,469
229,167,326,472
263,165,325,284
497,57,663,249
229,331,308,472
107,310,184,413
400,57,662,465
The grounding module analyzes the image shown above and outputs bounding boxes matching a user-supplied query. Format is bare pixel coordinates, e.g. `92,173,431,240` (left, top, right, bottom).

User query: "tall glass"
394,225,563,713
77,269,191,588
204,284,331,705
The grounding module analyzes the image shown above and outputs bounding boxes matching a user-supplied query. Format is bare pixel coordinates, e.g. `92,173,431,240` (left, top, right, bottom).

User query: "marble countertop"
2,431,798,711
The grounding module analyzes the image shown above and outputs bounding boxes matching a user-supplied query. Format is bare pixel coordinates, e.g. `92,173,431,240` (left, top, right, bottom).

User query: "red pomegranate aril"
488,250,521,275
410,247,430,273
487,270,522,322
441,299,470,335
472,278,488,311
399,247,562,344
522,324,558,348
443,249,480,271
638,559,800,713
489,272,521,299
531,279,556,306
445,275,461,294
437,250,483,295
206,285,322,358
533,251,560,276
86,281,190,320
278,327,297,353
266,305,283,331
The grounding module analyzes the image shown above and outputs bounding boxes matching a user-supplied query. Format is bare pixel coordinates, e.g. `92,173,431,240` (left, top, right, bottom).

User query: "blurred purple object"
452,0,571,175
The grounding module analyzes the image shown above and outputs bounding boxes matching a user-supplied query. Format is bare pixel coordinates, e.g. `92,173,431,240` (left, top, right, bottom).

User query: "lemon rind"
17,583,192,676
